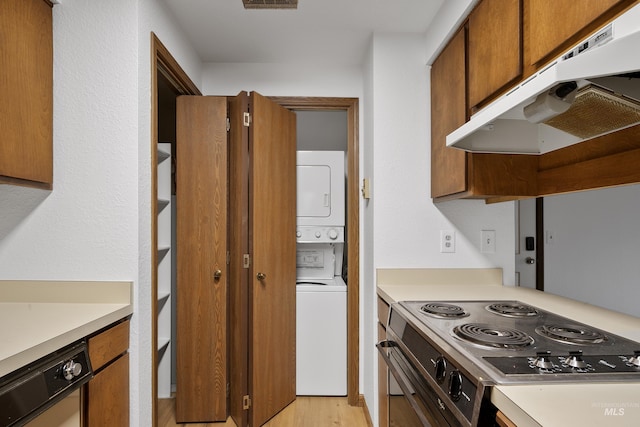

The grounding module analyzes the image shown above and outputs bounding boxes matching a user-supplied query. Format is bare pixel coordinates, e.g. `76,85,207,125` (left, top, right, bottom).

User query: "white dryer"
296,151,345,227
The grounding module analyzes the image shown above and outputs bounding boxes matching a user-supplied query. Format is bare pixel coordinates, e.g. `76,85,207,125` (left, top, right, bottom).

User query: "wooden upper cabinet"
431,29,468,199
1,0,53,189
526,0,627,67
468,0,522,111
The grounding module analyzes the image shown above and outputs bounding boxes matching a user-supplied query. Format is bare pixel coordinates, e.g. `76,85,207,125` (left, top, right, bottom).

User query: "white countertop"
377,268,640,427
0,280,133,378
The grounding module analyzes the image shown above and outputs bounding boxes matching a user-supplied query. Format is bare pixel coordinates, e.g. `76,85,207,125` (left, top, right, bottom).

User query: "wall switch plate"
545,230,556,244
440,230,455,253
481,230,496,253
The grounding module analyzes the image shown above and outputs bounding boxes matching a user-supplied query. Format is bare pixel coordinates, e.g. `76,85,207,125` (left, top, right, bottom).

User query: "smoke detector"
242,0,298,9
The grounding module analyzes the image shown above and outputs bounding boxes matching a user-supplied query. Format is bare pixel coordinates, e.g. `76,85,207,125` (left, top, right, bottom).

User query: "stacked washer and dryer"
295,151,347,396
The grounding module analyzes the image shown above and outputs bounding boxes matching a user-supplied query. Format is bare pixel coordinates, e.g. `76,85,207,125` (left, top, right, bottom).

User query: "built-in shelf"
158,291,170,303
158,148,170,163
158,199,170,213
157,247,170,263
158,337,170,352
157,142,173,399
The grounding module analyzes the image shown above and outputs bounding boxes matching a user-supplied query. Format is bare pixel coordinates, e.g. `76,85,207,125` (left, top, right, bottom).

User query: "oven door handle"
377,341,434,427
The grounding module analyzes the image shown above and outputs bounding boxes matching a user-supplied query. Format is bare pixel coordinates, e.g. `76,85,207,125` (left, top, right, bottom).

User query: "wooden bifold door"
176,92,296,427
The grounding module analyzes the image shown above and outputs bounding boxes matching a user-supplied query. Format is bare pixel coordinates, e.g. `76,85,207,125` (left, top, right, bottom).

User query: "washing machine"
295,276,347,396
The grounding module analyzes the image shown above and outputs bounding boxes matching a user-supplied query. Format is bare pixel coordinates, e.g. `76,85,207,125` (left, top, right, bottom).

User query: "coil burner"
420,303,469,319
535,324,608,345
453,323,534,349
486,302,539,318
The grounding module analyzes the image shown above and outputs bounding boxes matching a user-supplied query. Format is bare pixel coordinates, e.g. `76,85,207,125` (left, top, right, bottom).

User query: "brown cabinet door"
527,0,624,66
175,96,229,422
468,0,522,110
248,92,297,427
85,353,130,427
1,0,53,187
431,29,468,198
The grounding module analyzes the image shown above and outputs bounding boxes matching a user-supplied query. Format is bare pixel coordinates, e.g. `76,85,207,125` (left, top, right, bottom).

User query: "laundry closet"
295,111,348,396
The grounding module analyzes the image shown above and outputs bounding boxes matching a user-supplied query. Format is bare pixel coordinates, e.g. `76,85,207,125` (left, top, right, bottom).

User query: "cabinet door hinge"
226,117,231,132
243,394,251,410
243,112,251,127
243,254,250,269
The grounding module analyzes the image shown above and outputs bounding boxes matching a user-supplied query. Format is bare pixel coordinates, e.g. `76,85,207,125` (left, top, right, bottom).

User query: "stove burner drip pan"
535,324,608,345
486,302,539,317
420,302,469,319
453,323,534,349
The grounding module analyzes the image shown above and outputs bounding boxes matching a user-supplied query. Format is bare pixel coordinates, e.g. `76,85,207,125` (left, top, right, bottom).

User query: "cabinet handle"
257,272,266,281
214,269,222,280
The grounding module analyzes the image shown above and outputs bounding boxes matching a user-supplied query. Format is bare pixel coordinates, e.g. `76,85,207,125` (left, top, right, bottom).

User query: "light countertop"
0,280,133,378
377,268,640,426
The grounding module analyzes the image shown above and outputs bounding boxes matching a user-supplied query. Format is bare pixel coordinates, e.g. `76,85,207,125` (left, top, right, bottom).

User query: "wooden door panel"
175,95,228,422
468,0,522,110
431,29,468,198
249,92,297,426
527,0,623,66
229,92,250,427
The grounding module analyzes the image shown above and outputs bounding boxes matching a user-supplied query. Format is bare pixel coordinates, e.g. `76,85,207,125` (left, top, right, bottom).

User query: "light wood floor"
159,396,370,427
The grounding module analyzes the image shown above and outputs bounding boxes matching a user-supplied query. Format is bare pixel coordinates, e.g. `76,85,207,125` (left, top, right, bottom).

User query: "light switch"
481,230,496,253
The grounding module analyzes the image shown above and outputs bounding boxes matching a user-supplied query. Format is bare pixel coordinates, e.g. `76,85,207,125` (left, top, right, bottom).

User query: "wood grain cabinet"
526,0,630,68
431,0,640,202
431,29,538,201
84,319,130,427
377,297,389,427
1,0,53,189
467,0,522,112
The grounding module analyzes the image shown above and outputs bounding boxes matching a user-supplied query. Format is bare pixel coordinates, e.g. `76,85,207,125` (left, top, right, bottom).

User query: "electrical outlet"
481,230,496,253
440,230,455,253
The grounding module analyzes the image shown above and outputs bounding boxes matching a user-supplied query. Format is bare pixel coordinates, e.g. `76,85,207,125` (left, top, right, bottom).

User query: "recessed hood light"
242,0,298,9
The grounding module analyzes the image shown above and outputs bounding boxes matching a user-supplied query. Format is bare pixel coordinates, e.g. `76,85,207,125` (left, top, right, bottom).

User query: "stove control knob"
534,351,554,369
315,231,322,239
448,370,463,401
62,360,83,381
566,350,587,369
629,350,640,367
328,229,339,240
435,356,447,384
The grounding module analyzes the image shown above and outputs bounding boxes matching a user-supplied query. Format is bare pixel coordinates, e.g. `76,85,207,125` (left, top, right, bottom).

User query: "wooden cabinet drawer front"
88,319,129,371
377,296,390,326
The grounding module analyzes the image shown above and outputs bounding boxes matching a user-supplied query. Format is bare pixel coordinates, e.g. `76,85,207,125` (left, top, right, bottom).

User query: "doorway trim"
151,32,201,427
270,96,360,406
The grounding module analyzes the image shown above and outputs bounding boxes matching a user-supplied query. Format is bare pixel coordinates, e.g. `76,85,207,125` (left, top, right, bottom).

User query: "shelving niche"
157,142,172,398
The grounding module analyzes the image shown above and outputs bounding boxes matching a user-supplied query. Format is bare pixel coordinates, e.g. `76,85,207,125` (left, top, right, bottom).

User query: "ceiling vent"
242,0,298,9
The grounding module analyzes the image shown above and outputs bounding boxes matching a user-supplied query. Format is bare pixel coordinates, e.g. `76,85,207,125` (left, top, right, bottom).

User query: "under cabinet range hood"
447,4,640,154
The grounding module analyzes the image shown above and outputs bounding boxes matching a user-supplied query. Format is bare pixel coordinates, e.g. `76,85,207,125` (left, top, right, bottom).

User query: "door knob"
214,269,222,280
257,272,267,281
525,257,535,264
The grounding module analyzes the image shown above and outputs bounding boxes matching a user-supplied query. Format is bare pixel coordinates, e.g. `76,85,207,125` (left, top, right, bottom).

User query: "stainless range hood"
447,4,640,155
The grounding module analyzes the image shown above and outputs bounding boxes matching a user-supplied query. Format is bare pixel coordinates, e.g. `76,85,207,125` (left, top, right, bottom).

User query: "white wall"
544,184,640,318
0,1,203,425
365,32,515,426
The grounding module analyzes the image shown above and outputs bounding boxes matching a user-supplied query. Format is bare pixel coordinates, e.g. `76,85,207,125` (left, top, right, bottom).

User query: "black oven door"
377,340,460,427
